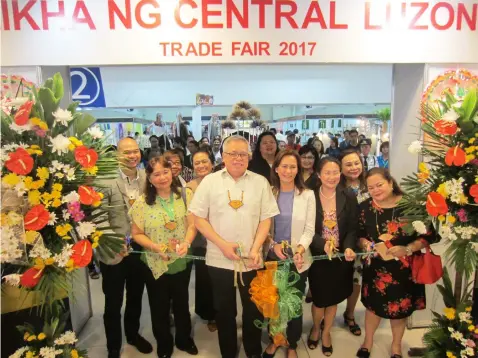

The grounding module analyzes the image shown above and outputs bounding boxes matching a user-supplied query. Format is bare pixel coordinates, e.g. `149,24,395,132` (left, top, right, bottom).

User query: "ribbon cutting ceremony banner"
1,0,477,65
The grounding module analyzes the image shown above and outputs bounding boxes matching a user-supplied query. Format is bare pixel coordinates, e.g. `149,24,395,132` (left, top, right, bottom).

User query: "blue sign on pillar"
70,67,106,108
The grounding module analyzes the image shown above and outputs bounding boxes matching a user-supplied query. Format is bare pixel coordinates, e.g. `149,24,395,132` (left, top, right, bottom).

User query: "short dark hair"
149,135,159,142
200,137,209,143
380,141,390,152
330,137,339,148
187,135,195,140
173,136,185,147
298,145,320,172
343,130,350,135
134,132,139,136
287,132,295,138
366,168,404,195
164,149,184,165
192,148,215,167
270,128,277,134
188,140,200,149
349,129,358,135
293,129,299,134
144,156,181,206
270,150,306,194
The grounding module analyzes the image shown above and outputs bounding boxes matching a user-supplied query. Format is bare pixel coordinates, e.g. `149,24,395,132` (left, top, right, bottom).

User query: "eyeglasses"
168,161,182,167
224,152,249,159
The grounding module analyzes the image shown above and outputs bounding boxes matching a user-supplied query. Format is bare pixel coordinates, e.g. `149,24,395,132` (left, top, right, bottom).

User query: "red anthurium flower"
445,146,466,167
5,148,34,175
426,192,449,217
13,100,34,126
24,205,50,231
20,267,44,288
74,146,98,168
470,184,478,204
71,240,93,268
433,120,458,136
78,186,102,206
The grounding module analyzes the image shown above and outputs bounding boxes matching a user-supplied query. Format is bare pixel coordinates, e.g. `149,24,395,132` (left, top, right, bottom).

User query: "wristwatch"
406,245,413,256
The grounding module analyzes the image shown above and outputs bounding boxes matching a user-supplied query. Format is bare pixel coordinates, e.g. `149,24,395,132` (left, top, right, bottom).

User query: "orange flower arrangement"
5,147,34,175
426,192,449,217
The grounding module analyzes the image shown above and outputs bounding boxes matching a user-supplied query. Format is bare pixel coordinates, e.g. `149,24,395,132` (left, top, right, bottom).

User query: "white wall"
101,64,393,107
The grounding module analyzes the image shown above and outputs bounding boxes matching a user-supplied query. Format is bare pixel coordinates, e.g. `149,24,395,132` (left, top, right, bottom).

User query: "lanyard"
158,193,175,221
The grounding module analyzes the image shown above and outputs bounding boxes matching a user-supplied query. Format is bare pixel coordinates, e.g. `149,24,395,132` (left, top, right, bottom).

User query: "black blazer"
310,186,359,255
248,157,272,183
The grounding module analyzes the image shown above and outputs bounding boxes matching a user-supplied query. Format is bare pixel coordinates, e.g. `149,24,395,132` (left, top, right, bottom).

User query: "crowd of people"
96,129,434,358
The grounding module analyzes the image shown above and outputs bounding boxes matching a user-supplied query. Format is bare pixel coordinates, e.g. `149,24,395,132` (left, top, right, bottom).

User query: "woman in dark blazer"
248,131,279,183
307,157,358,357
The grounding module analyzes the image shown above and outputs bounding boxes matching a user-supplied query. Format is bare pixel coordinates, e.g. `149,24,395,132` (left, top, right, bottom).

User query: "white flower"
455,227,478,240
53,108,73,126
444,178,466,204
50,160,64,172
471,242,478,253
439,225,452,240
449,233,458,241
452,331,464,341
459,312,472,322
408,140,422,154
48,213,57,226
448,327,455,333
9,346,29,358
62,209,71,221
39,346,63,358
65,167,76,181
10,122,32,133
461,338,469,347
412,221,427,235
62,191,80,204
53,244,73,268
465,347,474,356
3,274,21,287
54,330,78,345
14,181,27,196
1,227,23,263
76,221,97,239
50,135,71,155
442,109,459,122
9,97,31,107
87,126,104,139
29,241,52,260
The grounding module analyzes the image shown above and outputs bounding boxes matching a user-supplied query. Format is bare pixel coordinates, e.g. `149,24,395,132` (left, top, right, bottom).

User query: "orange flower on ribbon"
426,192,449,217
74,146,98,168
78,186,102,206
434,119,458,136
470,184,478,204
71,240,93,268
14,100,34,126
20,267,44,288
445,146,466,167
249,261,279,319
24,205,50,231
5,148,34,175
387,221,402,235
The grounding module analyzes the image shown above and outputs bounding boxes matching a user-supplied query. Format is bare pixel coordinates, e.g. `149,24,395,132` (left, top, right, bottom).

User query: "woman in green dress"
131,156,198,358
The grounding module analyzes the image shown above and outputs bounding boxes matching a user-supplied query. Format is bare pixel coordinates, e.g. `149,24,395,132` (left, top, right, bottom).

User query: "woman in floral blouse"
131,156,198,358
356,168,439,358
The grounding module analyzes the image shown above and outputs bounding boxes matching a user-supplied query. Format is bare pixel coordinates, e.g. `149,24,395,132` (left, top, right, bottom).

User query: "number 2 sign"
70,67,106,108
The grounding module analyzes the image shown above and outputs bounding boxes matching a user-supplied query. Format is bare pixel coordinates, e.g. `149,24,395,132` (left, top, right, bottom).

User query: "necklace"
320,187,336,199
228,190,244,210
158,193,177,231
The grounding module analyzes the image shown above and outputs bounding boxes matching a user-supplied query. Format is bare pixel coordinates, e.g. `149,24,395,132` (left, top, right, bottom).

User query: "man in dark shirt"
346,129,360,152
339,130,350,150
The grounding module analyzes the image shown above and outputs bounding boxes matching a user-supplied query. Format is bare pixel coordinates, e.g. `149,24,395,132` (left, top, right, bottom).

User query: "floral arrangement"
221,119,236,130
399,69,478,357
1,73,123,355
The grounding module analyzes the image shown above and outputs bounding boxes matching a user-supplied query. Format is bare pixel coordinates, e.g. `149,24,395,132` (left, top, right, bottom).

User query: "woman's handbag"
411,239,443,284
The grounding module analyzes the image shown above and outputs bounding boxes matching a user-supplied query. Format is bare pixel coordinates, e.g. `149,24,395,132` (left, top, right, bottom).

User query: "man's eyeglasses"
224,152,249,159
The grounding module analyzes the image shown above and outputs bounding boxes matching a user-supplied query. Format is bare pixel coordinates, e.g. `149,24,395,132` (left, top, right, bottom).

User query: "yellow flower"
444,307,456,320
27,335,37,341
466,306,472,312
71,349,79,358
44,258,55,266
52,199,62,208
418,162,429,173
28,190,41,206
24,332,30,340
475,328,478,334
25,231,40,245
51,190,62,200
447,216,456,224
66,259,76,272
34,258,45,270
41,192,53,207
2,173,21,187
7,211,23,226
52,183,63,192
56,224,73,237
465,146,475,154
447,352,454,358
437,183,448,198
31,179,46,190
1,213,8,227
469,325,475,331
36,167,49,180
37,332,46,340
81,166,98,176
92,242,99,249
68,137,83,151
25,351,34,358
23,176,34,189
26,145,43,156
459,194,468,205
470,138,476,144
